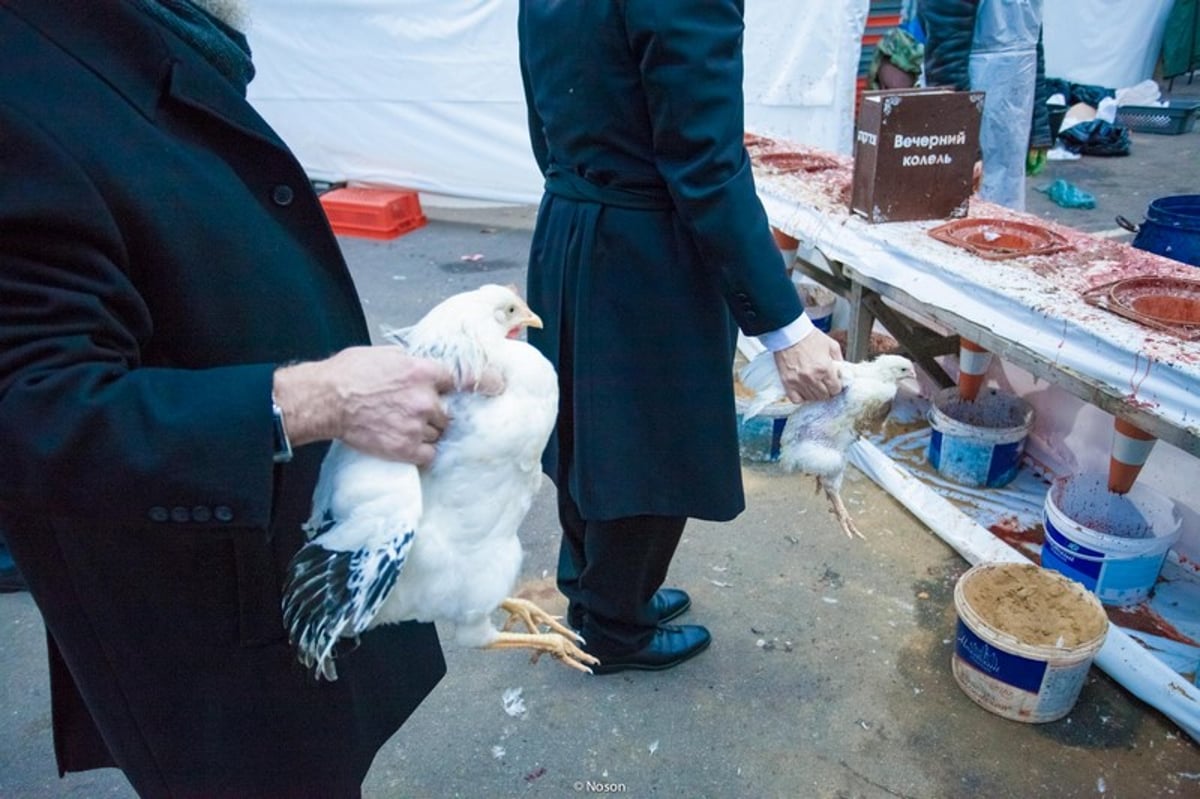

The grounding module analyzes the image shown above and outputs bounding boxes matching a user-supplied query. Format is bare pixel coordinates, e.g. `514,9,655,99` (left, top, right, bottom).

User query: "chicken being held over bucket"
282,284,598,680
739,352,917,539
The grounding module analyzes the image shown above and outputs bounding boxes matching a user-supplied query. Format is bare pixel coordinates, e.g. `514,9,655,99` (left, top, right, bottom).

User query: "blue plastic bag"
1037,179,1096,210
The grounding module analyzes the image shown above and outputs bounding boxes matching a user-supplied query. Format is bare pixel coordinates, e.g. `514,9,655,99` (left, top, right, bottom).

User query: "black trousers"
556,489,686,655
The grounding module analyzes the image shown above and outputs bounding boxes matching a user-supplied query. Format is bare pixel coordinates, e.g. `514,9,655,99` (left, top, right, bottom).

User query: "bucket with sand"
952,562,1108,723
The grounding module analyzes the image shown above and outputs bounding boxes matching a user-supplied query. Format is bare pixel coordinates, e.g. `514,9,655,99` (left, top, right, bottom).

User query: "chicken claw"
487,597,600,673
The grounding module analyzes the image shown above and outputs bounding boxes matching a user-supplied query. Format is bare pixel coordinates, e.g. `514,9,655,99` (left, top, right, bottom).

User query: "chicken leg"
818,476,866,540
484,597,600,673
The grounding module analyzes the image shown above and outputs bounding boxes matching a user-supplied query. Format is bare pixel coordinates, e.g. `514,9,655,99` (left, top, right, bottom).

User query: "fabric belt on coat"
544,166,672,211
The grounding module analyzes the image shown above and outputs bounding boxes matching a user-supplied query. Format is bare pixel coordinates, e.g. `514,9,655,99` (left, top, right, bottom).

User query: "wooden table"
752,143,1200,459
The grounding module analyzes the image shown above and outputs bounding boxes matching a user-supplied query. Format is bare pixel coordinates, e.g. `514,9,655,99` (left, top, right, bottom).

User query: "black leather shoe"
651,587,691,623
569,587,691,630
589,624,711,675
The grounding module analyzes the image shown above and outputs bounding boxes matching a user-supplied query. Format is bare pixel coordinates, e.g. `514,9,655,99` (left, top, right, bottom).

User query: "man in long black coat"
0,2,454,796
518,0,844,673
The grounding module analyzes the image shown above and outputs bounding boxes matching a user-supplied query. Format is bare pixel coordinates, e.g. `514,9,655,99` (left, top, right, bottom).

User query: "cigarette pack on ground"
851,88,984,223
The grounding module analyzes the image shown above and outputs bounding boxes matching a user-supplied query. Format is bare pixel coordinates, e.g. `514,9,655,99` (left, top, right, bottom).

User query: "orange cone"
957,338,992,401
1108,417,1157,494
771,227,799,272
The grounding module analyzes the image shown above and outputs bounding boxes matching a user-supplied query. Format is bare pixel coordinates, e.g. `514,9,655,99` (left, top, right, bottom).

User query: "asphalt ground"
3,79,1200,798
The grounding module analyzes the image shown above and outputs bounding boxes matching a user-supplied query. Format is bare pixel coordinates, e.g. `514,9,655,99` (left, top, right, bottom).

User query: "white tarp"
1043,0,1175,89
246,0,870,205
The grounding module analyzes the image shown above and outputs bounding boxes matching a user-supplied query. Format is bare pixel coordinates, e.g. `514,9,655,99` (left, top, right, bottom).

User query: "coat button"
214,506,234,523
171,506,190,523
271,184,294,207
148,506,169,523
191,506,212,523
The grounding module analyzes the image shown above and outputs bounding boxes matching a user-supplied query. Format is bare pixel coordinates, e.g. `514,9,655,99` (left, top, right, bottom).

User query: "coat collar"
5,0,284,149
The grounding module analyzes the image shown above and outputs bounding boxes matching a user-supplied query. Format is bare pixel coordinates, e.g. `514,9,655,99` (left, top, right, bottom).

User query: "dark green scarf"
135,0,255,95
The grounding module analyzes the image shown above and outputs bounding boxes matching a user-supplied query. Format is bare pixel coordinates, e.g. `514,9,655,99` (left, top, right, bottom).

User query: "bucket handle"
1114,215,1140,234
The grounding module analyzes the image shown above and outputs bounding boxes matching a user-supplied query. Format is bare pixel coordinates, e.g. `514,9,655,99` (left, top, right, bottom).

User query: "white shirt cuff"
757,314,818,352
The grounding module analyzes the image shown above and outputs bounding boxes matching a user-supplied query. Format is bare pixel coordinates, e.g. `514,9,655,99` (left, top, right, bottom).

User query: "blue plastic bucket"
1041,472,1182,607
952,563,1108,723
927,387,1034,487
1124,194,1200,267
735,412,787,462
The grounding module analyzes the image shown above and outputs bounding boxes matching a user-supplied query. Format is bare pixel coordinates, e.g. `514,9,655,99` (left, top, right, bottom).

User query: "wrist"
272,361,342,447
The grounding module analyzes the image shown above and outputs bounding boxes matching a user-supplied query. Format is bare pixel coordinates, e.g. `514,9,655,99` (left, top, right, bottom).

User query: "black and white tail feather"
283,526,414,681
282,438,426,681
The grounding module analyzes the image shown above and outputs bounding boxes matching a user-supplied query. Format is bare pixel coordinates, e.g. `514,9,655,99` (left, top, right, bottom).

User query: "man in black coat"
0,2,454,796
518,0,844,674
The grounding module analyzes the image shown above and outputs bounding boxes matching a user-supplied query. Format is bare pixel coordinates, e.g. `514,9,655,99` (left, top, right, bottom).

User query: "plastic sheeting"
1043,0,1175,89
245,0,870,205
968,0,1043,211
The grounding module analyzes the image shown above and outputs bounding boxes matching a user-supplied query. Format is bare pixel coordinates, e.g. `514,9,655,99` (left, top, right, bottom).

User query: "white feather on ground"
738,352,917,539
282,284,597,679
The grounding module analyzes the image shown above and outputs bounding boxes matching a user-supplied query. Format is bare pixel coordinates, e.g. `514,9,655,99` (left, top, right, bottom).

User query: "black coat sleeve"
918,0,980,91
0,104,278,528
623,0,804,335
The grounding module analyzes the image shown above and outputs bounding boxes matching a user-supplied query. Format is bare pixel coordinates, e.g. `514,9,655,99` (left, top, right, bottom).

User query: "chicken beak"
506,301,543,339
515,296,542,330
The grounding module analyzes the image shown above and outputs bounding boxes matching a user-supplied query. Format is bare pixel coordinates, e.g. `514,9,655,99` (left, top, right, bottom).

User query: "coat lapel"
164,54,288,150
6,0,285,151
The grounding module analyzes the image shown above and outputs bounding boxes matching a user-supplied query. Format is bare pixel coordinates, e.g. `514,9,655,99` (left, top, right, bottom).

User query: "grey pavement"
4,80,1200,798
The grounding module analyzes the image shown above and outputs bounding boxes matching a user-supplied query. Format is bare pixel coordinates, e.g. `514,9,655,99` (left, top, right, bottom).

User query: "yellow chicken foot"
821,479,866,540
499,596,581,642
483,631,600,673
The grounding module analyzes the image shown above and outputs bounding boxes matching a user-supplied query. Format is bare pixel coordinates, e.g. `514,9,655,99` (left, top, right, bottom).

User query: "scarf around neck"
135,0,255,95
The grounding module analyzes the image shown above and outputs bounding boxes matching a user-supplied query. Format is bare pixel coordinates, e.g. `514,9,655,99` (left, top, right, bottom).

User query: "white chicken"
739,352,916,539
282,284,597,680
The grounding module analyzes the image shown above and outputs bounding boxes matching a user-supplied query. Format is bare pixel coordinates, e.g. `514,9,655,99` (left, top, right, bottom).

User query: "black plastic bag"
1043,78,1116,107
1057,120,1131,156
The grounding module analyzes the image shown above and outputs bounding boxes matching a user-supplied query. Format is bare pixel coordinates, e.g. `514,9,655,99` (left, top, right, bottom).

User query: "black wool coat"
0,3,444,796
518,0,805,522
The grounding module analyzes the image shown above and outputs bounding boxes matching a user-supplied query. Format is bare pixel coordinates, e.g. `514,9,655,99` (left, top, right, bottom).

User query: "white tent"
246,0,871,205
1043,0,1176,89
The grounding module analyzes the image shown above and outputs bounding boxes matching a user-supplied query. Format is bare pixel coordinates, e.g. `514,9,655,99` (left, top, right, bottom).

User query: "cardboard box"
851,88,984,224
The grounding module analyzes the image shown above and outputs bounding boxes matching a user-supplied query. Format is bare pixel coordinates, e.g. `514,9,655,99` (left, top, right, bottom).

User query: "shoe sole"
589,634,711,675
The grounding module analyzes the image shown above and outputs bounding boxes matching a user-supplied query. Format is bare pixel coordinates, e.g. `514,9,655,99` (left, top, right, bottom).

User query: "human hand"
772,330,843,402
273,346,455,465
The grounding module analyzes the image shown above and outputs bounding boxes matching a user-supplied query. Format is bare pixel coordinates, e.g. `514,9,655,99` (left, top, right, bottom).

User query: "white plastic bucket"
952,563,1108,723
1041,472,1182,607
926,387,1034,487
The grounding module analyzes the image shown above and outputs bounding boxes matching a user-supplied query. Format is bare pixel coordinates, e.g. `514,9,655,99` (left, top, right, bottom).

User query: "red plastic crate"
319,187,427,240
